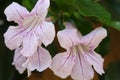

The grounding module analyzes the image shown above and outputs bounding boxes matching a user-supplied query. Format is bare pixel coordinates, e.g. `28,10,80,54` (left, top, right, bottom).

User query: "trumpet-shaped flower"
12,46,52,76
4,0,55,57
50,22,107,80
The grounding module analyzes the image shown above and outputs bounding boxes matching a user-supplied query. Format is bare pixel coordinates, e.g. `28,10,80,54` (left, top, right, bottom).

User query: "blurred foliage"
111,21,120,31
74,0,111,26
22,0,120,30
22,0,37,11
105,61,120,80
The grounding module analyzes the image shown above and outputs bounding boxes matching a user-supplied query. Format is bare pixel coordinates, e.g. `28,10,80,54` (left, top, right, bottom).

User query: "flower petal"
80,27,107,49
71,53,94,80
85,51,105,75
31,0,49,19
12,47,27,73
21,32,38,57
37,22,55,46
4,26,23,50
57,27,81,49
4,2,29,23
50,51,76,78
26,47,52,72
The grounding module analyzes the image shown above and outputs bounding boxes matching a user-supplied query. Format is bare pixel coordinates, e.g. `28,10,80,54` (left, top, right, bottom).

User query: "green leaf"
111,21,120,31
22,0,33,11
22,0,37,11
51,0,76,12
71,12,94,35
105,61,120,80
74,0,111,25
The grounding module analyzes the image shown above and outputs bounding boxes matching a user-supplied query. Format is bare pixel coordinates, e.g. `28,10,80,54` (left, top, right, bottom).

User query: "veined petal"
26,47,52,72
31,0,49,19
85,51,105,75
12,47,27,74
4,2,29,23
64,22,82,38
50,51,76,78
4,26,23,50
21,32,38,57
57,30,73,49
80,27,107,49
57,27,81,49
37,22,55,46
71,53,94,80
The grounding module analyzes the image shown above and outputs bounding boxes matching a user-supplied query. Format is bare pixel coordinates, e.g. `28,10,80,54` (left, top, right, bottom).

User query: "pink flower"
50,22,107,80
4,0,55,76
12,46,51,76
4,0,55,57
12,47,27,74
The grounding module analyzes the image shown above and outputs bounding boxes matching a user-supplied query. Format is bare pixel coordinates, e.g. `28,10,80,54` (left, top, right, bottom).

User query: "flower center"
73,45,90,55
22,15,42,28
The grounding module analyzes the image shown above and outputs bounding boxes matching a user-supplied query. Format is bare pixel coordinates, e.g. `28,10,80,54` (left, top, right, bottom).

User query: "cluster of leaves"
23,0,120,30
50,0,120,30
